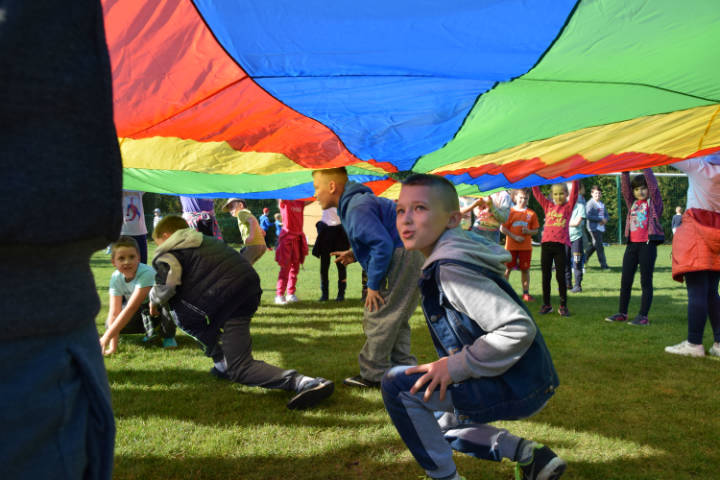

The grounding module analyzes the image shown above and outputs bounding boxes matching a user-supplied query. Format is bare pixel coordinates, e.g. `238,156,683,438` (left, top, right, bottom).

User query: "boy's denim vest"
420,259,559,424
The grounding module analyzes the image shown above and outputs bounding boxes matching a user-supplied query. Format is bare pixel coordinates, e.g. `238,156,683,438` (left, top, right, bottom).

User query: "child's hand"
149,303,160,317
472,197,486,208
99,333,118,356
521,226,530,234
332,249,355,265
406,357,452,402
364,288,385,312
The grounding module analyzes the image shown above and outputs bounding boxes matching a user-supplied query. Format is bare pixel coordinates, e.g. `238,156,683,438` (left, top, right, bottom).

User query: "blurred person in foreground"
0,1,120,478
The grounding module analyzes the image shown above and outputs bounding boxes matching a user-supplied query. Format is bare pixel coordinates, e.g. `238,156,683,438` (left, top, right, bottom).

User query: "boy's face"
633,186,648,201
551,185,568,205
396,185,460,257
591,189,602,201
676,207,682,214
312,174,339,209
514,191,529,208
111,246,140,280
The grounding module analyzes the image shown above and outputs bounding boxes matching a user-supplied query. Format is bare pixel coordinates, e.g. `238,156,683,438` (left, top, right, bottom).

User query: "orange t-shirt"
503,207,539,251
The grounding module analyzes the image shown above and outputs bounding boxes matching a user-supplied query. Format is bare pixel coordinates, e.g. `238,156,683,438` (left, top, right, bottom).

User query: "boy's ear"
446,210,462,229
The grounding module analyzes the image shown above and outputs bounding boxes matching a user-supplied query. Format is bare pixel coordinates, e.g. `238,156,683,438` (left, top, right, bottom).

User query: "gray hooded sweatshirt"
423,228,537,382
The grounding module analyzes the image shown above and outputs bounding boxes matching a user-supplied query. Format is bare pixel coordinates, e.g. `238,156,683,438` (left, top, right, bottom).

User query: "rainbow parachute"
106,0,720,198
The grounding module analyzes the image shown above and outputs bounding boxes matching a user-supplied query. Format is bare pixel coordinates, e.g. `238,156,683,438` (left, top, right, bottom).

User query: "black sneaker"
343,375,380,389
516,443,566,480
287,378,334,410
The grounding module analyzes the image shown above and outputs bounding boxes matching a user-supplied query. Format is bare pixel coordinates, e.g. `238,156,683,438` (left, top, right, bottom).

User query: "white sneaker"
285,294,299,303
274,295,287,305
709,343,720,357
665,340,705,358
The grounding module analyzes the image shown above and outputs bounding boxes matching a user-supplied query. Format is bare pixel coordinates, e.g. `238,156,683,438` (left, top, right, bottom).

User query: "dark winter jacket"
151,229,261,350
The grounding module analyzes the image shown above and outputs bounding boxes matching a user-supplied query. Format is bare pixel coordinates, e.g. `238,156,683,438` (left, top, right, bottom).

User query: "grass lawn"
93,243,719,480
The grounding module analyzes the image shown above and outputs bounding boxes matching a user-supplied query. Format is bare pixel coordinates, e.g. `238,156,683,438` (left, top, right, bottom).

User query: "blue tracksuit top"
337,182,403,291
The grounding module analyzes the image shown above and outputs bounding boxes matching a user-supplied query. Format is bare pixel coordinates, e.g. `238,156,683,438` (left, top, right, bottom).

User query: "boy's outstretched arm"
99,286,152,355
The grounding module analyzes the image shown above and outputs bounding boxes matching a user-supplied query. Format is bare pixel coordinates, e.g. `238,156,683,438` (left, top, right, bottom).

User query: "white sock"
214,359,227,373
295,375,316,391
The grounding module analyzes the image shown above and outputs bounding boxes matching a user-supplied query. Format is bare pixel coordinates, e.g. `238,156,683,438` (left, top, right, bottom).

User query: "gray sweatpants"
241,244,266,265
359,248,423,382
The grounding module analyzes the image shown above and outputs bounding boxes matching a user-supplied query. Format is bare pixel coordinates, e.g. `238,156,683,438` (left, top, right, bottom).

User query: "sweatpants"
382,366,527,479
685,270,720,344
358,248,423,382
240,244,266,265
585,230,608,268
619,242,657,316
211,316,299,391
276,261,300,296
541,242,567,307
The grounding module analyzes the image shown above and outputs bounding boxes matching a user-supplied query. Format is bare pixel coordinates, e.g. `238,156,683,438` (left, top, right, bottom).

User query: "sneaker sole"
664,348,705,358
536,457,567,480
287,381,334,410
342,377,380,389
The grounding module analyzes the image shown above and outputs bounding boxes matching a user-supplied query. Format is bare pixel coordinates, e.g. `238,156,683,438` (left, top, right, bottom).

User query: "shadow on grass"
112,439,422,480
108,367,389,429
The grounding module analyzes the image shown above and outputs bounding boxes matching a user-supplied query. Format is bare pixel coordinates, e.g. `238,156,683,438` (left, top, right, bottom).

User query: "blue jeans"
0,322,115,480
382,366,534,479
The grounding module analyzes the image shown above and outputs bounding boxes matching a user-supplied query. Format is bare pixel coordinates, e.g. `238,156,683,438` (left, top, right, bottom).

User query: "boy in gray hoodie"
381,174,565,480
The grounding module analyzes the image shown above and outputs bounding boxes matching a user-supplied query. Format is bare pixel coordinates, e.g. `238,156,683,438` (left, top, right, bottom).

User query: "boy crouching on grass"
381,174,565,480
100,236,177,355
146,215,334,410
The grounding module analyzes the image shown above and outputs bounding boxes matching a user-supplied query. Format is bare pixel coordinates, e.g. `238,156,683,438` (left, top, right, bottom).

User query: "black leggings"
619,242,657,316
320,253,347,292
686,270,720,344
541,242,567,307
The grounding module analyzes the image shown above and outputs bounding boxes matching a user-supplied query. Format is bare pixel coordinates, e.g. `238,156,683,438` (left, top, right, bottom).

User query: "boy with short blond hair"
143,215,334,410
382,174,565,480
313,167,424,388
99,236,177,355
499,188,539,301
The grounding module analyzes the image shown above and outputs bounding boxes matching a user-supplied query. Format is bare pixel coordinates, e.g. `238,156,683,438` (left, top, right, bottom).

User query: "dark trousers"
585,230,608,268
211,316,298,391
131,234,148,265
118,303,176,340
541,242,567,307
619,242,657,316
686,271,720,344
320,253,347,295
